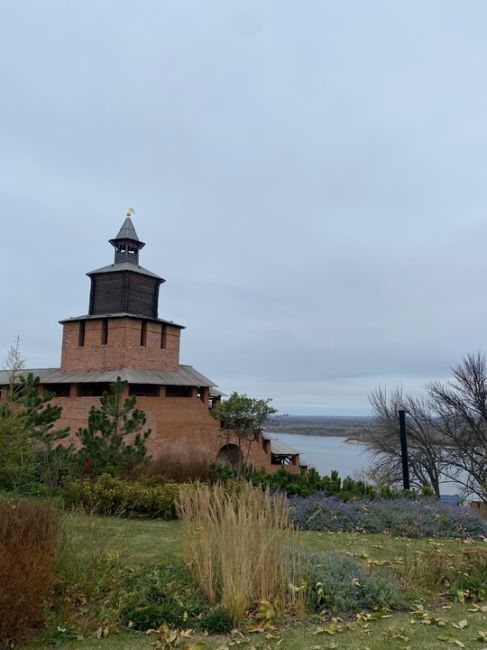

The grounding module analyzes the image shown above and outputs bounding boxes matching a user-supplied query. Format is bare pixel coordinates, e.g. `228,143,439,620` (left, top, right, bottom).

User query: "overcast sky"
1,1,487,415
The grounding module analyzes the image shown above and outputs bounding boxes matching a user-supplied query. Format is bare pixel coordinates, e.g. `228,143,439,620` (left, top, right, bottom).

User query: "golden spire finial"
126,208,135,218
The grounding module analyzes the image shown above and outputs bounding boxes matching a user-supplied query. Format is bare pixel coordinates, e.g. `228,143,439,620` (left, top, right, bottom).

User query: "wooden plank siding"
90,271,159,318
127,272,158,317
90,272,126,314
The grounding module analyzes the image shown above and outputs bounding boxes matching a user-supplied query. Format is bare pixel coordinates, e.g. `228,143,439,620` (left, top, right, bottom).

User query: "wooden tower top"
109,215,145,264
86,215,165,319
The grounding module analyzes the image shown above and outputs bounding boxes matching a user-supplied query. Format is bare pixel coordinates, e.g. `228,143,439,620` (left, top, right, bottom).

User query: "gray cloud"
1,1,487,413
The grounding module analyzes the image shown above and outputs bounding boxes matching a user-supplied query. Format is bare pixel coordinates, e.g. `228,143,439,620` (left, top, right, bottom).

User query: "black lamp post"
398,408,410,490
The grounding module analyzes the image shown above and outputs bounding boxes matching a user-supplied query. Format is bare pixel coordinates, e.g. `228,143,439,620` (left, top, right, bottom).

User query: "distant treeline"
265,415,372,438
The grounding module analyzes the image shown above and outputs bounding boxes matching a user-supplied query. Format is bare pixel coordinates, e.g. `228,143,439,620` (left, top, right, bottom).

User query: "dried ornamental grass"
402,545,487,598
0,498,62,647
144,447,211,483
176,482,291,622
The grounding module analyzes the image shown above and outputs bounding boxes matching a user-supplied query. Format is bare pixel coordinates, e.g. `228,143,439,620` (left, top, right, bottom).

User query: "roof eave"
59,314,185,329
86,265,164,282
109,237,145,249
0,365,215,387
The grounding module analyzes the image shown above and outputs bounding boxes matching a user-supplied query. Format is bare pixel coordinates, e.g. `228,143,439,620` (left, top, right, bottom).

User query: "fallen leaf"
313,622,345,636
452,619,468,630
437,636,465,648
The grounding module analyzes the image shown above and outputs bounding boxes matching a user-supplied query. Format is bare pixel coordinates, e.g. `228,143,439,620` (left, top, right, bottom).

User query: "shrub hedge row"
63,475,184,519
62,469,386,521
62,475,485,541
211,465,411,499
289,494,487,539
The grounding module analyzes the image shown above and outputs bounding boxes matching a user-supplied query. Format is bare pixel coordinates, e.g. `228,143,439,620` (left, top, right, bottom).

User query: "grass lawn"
65,513,182,566
30,605,487,650
23,514,487,650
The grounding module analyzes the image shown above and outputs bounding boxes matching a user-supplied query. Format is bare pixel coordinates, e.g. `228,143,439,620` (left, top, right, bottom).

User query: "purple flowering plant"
289,494,487,539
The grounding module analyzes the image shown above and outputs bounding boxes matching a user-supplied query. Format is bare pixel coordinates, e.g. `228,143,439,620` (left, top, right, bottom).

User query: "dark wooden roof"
82,216,166,320
109,216,144,247
87,262,163,280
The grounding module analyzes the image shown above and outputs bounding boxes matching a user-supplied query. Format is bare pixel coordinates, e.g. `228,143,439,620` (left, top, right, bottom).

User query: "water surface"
269,433,373,478
269,432,460,496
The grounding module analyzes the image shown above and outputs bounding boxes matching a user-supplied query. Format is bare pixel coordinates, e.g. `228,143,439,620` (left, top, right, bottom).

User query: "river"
269,433,461,496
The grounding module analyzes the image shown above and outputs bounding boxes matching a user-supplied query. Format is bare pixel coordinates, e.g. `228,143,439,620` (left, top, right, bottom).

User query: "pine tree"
12,374,69,444
76,378,151,477
0,338,70,490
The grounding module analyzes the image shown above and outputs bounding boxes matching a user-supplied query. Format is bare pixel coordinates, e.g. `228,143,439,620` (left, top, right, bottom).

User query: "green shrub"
119,564,230,632
300,550,404,614
0,497,62,647
199,606,233,633
50,552,232,640
63,476,183,519
452,566,487,601
210,465,403,500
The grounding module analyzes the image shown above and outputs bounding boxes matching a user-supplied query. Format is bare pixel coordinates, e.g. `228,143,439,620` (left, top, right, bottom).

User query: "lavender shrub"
289,495,487,539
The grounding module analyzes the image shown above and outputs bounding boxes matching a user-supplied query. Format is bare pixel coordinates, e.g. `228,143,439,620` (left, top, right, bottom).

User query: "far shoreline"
266,430,367,444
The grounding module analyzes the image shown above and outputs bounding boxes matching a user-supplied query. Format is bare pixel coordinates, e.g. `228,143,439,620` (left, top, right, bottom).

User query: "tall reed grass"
177,482,291,622
0,498,62,647
139,447,211,483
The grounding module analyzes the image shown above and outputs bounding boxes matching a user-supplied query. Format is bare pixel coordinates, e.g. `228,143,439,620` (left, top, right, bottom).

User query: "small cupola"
85,212,164,319
109,212,145,265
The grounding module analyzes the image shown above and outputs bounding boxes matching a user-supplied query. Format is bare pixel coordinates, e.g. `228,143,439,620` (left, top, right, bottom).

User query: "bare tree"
427,352,487,502
367,387,445,497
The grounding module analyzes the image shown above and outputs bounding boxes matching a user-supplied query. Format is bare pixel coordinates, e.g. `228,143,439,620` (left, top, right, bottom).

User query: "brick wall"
54,389,277,471
61,318,181,372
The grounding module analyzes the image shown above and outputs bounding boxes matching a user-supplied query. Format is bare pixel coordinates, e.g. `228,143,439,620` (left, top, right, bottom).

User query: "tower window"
129,384,160,397
166,385,193,398
78,383,110,397
140,320,147,347
101,319,109,345
47,383,71,397
79,321,86,347
161,324,167,349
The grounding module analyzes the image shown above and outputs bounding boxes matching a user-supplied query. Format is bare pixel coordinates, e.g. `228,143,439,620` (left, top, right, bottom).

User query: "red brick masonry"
53,387,294,471
61,318,181,372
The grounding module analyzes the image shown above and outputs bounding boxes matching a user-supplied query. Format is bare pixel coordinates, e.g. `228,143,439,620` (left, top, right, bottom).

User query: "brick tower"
60,215,183,373
0,214,305,472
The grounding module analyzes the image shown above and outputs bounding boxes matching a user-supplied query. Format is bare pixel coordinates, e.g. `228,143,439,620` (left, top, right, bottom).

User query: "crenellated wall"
60,317,181,372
